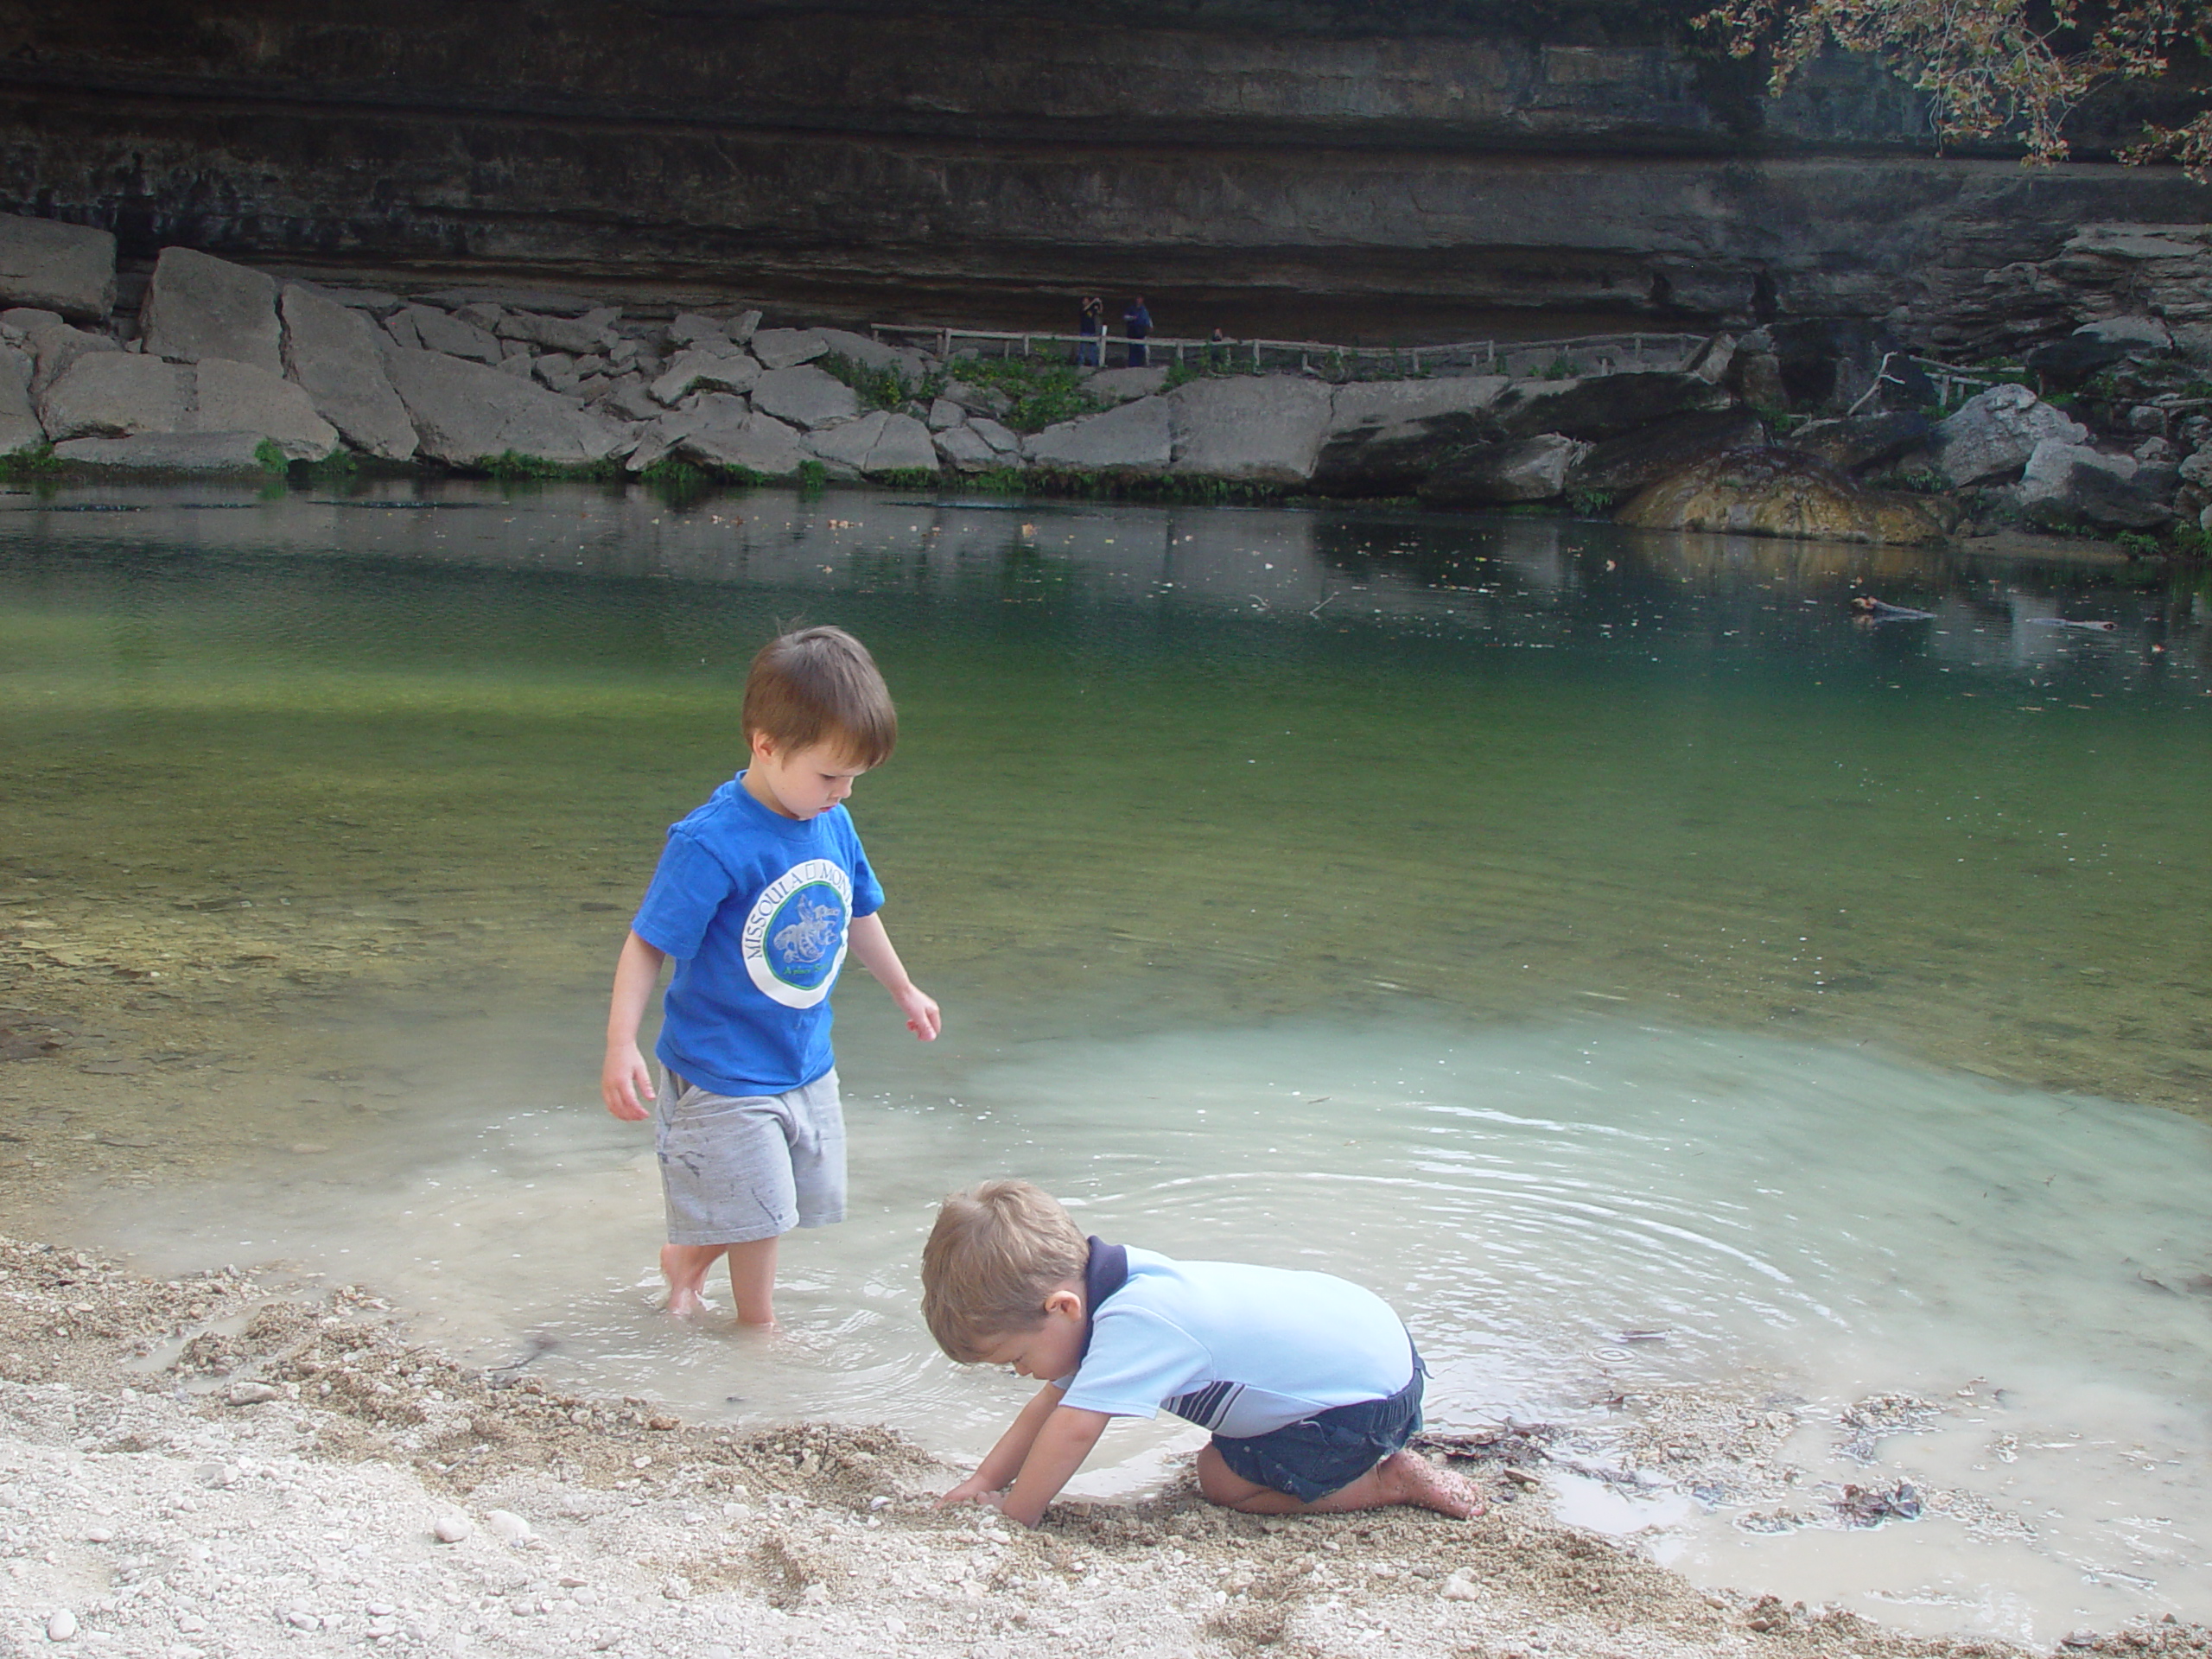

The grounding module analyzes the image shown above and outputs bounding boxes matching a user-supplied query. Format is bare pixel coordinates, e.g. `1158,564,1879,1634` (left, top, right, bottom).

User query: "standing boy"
921,1180,1485,1527
602,626,940,1325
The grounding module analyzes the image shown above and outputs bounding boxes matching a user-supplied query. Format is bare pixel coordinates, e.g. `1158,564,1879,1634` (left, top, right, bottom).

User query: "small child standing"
602,626,940,1325
921,1180,1484,1527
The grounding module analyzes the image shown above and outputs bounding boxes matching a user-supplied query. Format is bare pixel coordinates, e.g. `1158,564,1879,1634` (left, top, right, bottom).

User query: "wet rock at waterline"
50,432,274,472
1618,448,1948,543
2018,440,2176,530
0,213,116,321
1491,370,1734,442
1421,432,1589,506
1567,407,1767,499
0,342,46,454
803,409,938,479
1166,373,1334,483
1311,375,1509,493
279,284,418,461
382,348,631,467
1024,394,1173,472
190,358,340,461
626,396,806,478
139,247,283,375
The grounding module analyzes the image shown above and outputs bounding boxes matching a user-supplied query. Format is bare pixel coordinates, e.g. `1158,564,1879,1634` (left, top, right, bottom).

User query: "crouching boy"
921,1179,1485,1528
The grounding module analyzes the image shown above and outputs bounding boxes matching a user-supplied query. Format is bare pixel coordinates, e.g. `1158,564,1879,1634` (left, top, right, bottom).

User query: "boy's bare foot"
660,1244,714,1319
1375,1451,1489,1519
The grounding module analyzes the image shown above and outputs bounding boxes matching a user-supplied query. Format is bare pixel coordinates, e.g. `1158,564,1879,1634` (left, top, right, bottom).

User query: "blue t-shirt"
630,773,884,1097
1056,1247,1414,1439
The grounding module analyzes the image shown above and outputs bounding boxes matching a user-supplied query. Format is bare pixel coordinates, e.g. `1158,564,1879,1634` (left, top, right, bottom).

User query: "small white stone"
1440,1572,1480,1601
572,1588,600,1608
365,1603,396,1618
800,1583,829,1605
432,1514,474,1544
80,1528,113,1544
223,1381,282,1406
866,1494,890,1511
47,1610,78,1642
484,1510,533,1547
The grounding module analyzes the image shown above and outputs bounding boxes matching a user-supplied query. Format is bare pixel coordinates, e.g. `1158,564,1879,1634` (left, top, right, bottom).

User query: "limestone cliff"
3,1,2209,348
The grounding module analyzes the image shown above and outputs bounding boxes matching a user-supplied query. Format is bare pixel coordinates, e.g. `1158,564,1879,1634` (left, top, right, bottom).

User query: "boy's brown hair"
921,1179,1090,1362
741,626,897,766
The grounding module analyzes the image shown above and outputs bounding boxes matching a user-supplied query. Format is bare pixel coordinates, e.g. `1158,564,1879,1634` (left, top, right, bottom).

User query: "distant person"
923,1179,1487,1528
1077,296,1103,367
1123,296,1153,368
601,626,941,1326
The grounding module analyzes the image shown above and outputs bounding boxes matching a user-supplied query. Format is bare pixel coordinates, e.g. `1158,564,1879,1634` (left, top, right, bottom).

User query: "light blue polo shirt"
1056,1248,1415,1439
631,773,883,1098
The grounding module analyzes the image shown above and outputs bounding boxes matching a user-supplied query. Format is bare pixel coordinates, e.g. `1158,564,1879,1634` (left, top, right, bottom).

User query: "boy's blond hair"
921,1179,1090,1362
741,626,897,767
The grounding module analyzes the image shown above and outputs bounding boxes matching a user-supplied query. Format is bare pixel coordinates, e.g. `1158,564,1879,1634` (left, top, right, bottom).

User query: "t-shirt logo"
741,859,853,1008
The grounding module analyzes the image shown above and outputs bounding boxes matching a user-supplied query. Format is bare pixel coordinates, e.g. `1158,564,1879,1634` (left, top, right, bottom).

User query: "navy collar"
1078,1236,1128,1359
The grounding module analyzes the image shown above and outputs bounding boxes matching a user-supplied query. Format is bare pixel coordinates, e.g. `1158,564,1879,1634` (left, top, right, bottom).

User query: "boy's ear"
1043,1287,1084,1320
747,729,778,760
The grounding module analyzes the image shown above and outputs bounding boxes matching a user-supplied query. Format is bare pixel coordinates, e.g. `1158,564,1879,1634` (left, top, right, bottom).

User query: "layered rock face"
3,1,2209,349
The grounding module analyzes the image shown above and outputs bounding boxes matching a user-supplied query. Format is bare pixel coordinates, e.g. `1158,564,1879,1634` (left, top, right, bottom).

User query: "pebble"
47,1610,78,1642
80,1527,113,1543
432,1514,474,1544
1441,1572,1481,1601
222,1382,283,1406
485,1509,533,1546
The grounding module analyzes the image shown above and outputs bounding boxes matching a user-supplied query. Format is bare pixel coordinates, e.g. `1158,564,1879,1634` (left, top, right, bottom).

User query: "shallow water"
3,481,2212,1641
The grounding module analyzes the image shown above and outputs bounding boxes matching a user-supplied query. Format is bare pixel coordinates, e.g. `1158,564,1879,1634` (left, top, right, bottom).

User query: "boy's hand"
937,1472,1005,1508
601,1045,656,1122
895,985,942,1042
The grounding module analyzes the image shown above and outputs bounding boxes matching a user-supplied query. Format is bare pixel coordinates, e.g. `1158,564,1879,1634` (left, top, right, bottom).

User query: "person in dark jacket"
1077,296,1103,367
1123,297,1153,368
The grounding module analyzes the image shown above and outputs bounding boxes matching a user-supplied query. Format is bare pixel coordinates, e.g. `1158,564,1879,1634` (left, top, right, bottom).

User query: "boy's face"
743,734,870,822
976,1288,1087,1382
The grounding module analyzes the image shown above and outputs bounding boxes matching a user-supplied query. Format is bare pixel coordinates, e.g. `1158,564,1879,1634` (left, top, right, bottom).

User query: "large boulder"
404,305,503,365
651,347,760,406
1784,410,1933,473
1930,384,2088,486
5,308,118,401
2023,334,2135,392
751,364,860,429
669,398,809,478
37,353,189,440
280,284,416,460
749,328,828,371
51,433,269,473
139,249,283,374
1420,433,1587,506
1084,365,1169,404
382,348,630,467
2018,439,2173,530
1166,375,1332,482
1567,409,1766,499
804,410,938,478
1618,449,1946,543
934,423,1003,473
0,216,116,321
815,327,931,385
0,345,41,453
1312,376,1508,493
1025,396,1173,471
497,306,616,355
1491,372,1733,442
192,358,340,461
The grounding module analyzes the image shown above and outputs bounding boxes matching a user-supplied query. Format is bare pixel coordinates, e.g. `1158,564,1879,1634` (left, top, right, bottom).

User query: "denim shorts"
654,1067,844,1246
1211,1354,1426,1503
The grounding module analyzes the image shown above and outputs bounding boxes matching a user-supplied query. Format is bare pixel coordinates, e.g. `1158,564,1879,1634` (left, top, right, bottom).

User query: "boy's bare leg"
1196,1445,1486,1519
660,1243,728,1319
722,1236,779,1327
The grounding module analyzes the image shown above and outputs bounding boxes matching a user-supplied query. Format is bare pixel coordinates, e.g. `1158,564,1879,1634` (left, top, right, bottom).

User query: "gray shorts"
654,1067,846,1247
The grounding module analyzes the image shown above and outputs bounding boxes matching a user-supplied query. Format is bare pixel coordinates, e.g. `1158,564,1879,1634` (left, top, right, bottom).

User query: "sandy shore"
3,1237,2209,1659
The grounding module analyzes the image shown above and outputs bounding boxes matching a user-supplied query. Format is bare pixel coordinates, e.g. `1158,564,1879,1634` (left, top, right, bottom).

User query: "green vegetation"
303,448,358,480
1567,486,1619,518
1870,467,1950,494
817,352,938,413
2115,531,2166,557
254,438,289,475
950,358,1104,433
0,443,64,480
874,467,941,491
1539,356,1578,382
481,451,624,482
797,459,829,495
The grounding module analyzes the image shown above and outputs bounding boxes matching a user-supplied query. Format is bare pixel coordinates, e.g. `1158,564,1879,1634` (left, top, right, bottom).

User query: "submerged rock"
140,248,283,374
0,214,116,321
1618,448,1947,543
53,432,270,473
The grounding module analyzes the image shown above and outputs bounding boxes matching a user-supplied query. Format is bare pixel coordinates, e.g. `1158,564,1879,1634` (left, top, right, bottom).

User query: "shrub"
952,357,1105,432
